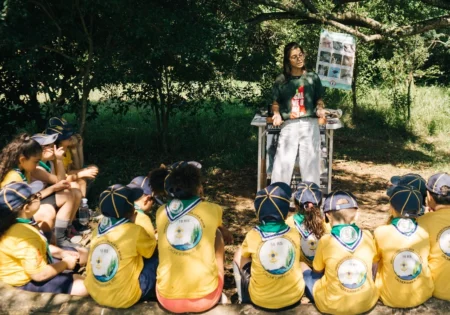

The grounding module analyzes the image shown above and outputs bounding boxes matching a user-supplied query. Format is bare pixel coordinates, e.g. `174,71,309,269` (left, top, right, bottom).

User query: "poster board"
316,29,356,90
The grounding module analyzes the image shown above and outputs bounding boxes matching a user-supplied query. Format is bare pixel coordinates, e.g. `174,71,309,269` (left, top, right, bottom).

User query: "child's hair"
0,134,42,182
0,206,21,237
429,186,450,205
328,198,358,223
165,164,201,199
149,167,170,196
295,199,325,239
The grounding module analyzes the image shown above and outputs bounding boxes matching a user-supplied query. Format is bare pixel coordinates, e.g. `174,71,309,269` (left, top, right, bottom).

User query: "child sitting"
0,182,88,296
374,185,433,307
0,134,79,247
417,172,450,301
303,191,379,314
233,182,305,310
286,181,327,267
85,184,158,308
388,173,427,215
128,176,156,238
155,162,225,313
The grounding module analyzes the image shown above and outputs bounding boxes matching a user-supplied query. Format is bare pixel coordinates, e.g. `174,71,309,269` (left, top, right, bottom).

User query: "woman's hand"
52,180,71,192
54,145,65,161
272,113,283,126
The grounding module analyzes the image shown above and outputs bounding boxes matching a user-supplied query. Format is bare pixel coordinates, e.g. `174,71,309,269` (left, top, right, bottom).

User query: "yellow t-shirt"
286,215,329,267
85,220,157,308
417,207,450,300
374,220,433,307
241,227,305,309
0,223,48,286
0,169,30,187
135,210,156,238
156,201,223,299
313,230,379,315
62,150,72,171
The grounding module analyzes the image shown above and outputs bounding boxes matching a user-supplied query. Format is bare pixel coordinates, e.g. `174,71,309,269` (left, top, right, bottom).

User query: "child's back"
417,173,450,300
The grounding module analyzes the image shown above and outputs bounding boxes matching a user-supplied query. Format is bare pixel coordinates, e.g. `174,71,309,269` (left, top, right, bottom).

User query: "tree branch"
29,0,61,33
300,0,318,13
41,45,78,62
333,0,364,4
420,0,450,10
386,15,450,38
247,12,301,23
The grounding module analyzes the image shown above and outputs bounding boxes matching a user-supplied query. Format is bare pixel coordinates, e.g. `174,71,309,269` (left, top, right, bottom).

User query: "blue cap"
388,173,426,198
31,133,58,146
128,176,152,195
389,185,422,217
99,184,143,218
0,181,45,212
254,182,291,222
323,191,358,212
294,181,322,206
426,173,450,196
45,117,74,141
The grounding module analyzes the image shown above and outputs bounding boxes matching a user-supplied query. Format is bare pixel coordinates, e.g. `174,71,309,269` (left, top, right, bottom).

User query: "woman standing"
271,42,326,186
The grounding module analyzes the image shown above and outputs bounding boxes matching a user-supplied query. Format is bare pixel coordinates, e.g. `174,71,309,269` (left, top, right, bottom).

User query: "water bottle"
78,198,90,226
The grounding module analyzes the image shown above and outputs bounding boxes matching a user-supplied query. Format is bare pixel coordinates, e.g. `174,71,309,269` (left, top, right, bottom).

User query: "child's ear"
18,155,27,165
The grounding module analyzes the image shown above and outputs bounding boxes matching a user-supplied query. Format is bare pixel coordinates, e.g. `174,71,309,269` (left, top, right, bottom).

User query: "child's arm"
29,256,77,282
136,227,157,258
38,180,71,199
312,238,325,273
218,225,233,245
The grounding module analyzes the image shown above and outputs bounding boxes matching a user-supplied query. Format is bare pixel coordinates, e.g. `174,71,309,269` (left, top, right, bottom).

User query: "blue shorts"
16,273,74,294
139,254,159,301
303,270,323,303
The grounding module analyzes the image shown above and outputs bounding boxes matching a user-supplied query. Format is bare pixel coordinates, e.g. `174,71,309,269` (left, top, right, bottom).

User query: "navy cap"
254,182,291,222
426,173,450,196
99,184,144,218
323,191,358,212
44,126,73,141
128,176,152,195
0,181,45,212
389,185,422,217
47,117,73,130
164,161,202,199
294,181,322,206
31,133,58,146
388,173,426,198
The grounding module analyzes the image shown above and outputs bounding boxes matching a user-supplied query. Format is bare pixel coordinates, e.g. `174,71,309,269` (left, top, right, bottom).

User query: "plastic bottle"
78,198,90,226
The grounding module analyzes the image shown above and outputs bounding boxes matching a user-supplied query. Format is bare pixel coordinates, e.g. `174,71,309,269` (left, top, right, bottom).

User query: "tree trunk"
407,71,413,122
351,47,358,118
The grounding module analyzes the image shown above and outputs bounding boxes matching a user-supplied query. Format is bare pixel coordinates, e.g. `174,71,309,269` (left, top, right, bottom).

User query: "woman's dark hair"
283,42,306,81
295,199,325,239
165,164,201,199
0,207,21,237
0,134,42,182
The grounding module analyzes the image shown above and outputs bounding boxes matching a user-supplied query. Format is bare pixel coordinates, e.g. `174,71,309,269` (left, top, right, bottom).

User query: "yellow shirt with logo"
241,227,305,309
374,221,433,307
135,211,156,238
418,208,450,300
313,230,379,315
85,221,157,308
0,223,48,286
286,215,329,267
156,201,222,299
62,150,72,171
0,169,30,188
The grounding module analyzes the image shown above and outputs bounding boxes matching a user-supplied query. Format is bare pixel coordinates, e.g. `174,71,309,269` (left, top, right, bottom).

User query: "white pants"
271,118,320,186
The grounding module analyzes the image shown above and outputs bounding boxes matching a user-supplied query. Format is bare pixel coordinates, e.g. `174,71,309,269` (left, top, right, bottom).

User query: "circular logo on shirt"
300,234,318,261
396,219,416,234
337,258,367,289
166,214,202,251
259,237,296,275
340,226,358,243
438,227,450,257
169,199,184,215
392,249,422,281
91,243,119,283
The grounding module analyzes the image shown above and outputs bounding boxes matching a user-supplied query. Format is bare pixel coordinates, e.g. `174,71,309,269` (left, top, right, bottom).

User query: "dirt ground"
202,160,437,302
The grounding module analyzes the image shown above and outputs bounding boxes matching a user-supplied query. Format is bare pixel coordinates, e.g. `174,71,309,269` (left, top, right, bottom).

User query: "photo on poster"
319,51,331,63
343,56,354,67
331,53,343,65
328,67,341,78
318,65,329,76
344,43,355,53
320,36,333,49
340,69,352,82
333,41,344,52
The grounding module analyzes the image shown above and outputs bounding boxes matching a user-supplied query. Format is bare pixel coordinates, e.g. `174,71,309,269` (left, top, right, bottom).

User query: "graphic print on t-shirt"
259,237,295,275
337,257,367,289
392,249,422,281
91,243,120,283
166,215,203,251
290,86,306,118
438,227,450,257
